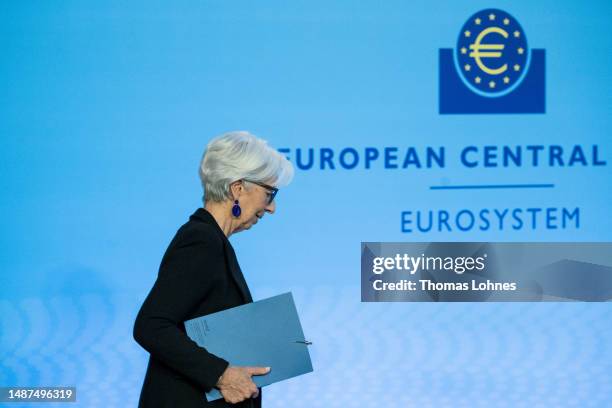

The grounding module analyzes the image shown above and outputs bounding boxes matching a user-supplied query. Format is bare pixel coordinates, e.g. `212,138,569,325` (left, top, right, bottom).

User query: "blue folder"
184,292,313,401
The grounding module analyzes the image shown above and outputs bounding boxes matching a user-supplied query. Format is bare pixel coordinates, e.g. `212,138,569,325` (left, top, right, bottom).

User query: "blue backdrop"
1,1,611,406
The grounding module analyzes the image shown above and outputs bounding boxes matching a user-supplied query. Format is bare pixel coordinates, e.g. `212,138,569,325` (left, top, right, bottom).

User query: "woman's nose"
265,200,276,214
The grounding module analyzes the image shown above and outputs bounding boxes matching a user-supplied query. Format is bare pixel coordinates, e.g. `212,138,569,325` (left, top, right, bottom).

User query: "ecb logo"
439,9,545,114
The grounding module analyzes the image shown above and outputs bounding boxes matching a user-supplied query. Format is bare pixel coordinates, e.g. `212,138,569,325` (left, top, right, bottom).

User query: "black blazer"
134,208,262,408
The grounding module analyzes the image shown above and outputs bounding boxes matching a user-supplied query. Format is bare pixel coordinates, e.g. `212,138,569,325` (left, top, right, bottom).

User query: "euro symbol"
468,27,508,75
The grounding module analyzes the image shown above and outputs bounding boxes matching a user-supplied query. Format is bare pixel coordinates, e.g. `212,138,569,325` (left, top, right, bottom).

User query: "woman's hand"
216,366,270,404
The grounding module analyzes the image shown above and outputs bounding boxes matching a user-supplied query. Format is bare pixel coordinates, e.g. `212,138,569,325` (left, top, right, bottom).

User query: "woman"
134,131,294,407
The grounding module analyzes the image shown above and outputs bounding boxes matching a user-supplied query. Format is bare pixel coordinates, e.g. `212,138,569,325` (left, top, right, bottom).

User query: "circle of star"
456,8,529,96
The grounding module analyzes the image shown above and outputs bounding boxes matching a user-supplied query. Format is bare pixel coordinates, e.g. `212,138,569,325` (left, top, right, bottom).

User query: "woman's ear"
229,180,244,200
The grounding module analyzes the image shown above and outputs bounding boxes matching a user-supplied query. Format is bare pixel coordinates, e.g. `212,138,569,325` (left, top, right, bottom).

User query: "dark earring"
231,200,241,217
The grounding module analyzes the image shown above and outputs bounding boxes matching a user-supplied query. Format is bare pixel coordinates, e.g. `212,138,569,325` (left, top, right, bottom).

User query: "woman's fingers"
245,366,271,376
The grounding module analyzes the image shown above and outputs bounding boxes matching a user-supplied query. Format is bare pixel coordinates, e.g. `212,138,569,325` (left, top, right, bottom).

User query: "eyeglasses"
243,179,279,205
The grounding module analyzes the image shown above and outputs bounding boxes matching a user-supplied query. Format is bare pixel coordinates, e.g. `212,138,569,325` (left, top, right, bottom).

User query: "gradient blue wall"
1,1,611,406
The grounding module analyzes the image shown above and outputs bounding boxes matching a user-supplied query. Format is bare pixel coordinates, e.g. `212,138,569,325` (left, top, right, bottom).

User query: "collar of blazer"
190,208,253,304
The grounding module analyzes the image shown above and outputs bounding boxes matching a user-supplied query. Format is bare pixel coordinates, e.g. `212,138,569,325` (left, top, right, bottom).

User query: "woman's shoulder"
162,208,228,256
156,216,227,279
174,219,224,248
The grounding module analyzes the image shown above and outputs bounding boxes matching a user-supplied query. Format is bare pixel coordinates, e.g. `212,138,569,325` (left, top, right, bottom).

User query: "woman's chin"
241,221,256,231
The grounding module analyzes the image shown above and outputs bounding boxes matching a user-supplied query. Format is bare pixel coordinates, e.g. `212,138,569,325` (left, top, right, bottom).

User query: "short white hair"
199,131,294,203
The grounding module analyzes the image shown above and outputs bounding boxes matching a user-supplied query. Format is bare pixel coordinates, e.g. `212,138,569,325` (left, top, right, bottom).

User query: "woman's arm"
133,223,229,390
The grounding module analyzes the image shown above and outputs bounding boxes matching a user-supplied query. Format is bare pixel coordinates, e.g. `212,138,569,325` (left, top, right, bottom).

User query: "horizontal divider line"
430,183,555,190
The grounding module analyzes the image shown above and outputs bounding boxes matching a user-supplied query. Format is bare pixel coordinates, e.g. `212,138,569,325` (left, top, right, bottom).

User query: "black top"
134,208,261,407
